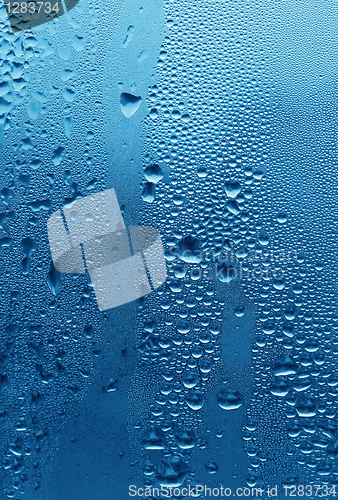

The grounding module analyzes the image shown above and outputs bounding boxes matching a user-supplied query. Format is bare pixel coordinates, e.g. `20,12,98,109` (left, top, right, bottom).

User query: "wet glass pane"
0,0,338,498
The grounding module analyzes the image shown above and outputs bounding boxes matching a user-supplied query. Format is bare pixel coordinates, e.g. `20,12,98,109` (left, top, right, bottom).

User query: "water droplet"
176,235,202,264
120,92,142,118
277,212,288,223
217,389,243,410
186,389,204,410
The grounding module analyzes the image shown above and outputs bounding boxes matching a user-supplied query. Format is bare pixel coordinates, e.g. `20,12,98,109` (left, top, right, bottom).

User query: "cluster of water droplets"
0,0,118,496
128,0,338,494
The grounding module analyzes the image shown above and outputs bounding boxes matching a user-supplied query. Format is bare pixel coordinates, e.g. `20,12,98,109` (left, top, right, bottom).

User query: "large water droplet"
225,180,241,198
216,264,235,283
182,371,198,389
217,389,243,410
120,92,142,118
176,235,202,264
186,389,204,410
144,164,163,184
176,429,197,449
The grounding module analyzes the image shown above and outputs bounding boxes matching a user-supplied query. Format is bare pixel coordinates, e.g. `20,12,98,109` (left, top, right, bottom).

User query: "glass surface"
0,0,338,498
